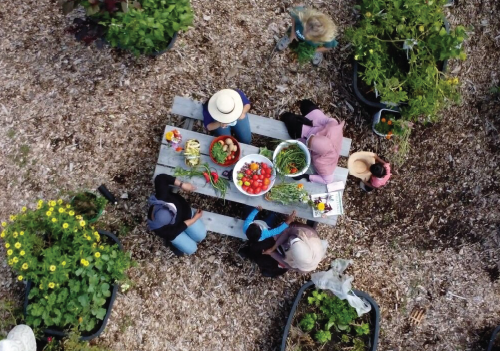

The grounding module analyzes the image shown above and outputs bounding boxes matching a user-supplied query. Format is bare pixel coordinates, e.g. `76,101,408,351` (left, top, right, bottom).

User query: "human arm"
172,178,197,192
243,208,260,233
239,103,251,120
315,47,332,53
206,121,228,131
374,154,388,164
308,173,335,185
269,252,293,269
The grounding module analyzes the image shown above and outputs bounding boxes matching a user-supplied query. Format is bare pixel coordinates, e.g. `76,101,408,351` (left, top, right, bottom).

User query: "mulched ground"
0,0,499,350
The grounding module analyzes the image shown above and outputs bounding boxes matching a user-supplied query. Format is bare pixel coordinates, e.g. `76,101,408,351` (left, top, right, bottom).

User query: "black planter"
280,281,380,351
23,230,122,341
488,326,500,351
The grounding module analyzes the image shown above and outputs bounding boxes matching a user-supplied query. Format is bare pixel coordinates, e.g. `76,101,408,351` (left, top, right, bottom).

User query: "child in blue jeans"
243,205,296,242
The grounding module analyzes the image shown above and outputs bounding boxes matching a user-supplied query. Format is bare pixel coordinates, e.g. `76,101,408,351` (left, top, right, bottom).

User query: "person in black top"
147,174,206,255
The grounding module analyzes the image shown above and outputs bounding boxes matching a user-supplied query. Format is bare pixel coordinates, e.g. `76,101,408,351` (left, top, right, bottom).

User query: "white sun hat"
207,89,244,124
0,325,37,351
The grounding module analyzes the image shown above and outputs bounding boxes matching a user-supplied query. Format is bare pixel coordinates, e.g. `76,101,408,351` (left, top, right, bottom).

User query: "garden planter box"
281,281,380,351
23,230,122,341
372,108,401,138
70,192,105,224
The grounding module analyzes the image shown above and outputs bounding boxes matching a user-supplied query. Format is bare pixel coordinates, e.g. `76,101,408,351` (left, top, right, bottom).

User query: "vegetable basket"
184,139,201,167
209,136,241,167
273,140,311,177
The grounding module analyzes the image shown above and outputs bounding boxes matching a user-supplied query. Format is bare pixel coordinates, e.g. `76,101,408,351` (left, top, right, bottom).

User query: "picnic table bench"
153,97,352,240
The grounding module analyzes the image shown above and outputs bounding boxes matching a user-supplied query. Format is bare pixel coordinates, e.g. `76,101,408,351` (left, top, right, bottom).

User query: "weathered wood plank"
161,125,348,185
193,208,247,240
171,96,352,157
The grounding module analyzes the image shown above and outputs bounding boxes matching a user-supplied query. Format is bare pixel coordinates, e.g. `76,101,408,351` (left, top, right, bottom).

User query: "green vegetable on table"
211,142,228,164
274,144,307,175
259,147,274,160
174,163,229,200
265,182,309,205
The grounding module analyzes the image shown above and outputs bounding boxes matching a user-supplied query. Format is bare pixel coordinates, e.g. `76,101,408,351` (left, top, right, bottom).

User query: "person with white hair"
263,223,328,273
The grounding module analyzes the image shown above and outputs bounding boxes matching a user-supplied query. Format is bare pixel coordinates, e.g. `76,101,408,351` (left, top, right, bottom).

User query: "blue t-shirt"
290,7,338,49
202,89,251,128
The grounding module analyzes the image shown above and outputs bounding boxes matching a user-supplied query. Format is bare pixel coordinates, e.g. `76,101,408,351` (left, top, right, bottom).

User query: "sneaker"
312,52,323,66
276,35,291,51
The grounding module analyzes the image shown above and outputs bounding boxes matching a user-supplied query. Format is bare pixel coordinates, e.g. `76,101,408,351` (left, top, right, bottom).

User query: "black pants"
280,99,320,139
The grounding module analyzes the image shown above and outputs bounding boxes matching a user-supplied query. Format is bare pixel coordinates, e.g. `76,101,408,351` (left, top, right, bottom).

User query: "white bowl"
272,140,311,177
232,154,277,197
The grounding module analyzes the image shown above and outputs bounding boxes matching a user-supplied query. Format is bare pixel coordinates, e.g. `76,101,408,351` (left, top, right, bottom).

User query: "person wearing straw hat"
347,151,391,192
202,89,252,144
263,223,328,273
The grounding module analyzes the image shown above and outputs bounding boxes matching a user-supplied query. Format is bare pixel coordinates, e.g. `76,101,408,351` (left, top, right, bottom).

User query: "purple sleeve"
202,103,216,128
309,173,335,184
235,89,251,106
305,109,332,127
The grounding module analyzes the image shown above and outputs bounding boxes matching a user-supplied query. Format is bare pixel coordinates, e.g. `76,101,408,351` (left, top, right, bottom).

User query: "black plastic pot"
488,325,500,351
280,281,380,351
23,230,122,341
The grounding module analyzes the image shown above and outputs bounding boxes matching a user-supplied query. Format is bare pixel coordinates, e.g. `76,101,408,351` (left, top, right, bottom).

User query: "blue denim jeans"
212,114,252,144
170,210,207,255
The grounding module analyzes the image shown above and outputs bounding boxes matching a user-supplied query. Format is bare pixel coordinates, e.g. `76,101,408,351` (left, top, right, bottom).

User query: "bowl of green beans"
272,140,311,177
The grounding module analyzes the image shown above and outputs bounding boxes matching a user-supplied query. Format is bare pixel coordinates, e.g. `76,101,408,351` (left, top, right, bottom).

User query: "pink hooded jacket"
298,109,344,184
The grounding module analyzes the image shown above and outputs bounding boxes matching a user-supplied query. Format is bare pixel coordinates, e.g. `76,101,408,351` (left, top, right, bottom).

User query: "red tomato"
258,175,264,180
261,163,268,169
266,168,272,175
242,177,248,182
252,181,260,188
263,178,270,185
245,169,252,175
255,187,262,193
252,174,258,181
262,185,268,191
247,188,254,194
242,185,248,191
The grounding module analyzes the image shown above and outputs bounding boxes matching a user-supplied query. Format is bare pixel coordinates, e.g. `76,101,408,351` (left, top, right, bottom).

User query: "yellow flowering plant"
0,200,132,332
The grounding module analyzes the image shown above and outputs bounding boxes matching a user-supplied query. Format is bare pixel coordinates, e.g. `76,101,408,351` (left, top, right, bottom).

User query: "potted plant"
281,281,380,351
0,200,132,340
348,0,466,120
70,192,107,224
372,109,407,138
61,0,193,55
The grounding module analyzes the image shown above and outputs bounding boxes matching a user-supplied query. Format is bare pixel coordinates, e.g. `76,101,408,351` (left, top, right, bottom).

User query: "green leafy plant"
70,193,107,223
211,143,228,164
299,313,317,332
0,299,22,339
348,0,466,122
290,41,317,65
0,200,132,332
314,330,332,343
105,0,193,55
354,322,370,336
265,183,310,205
43,329,109,351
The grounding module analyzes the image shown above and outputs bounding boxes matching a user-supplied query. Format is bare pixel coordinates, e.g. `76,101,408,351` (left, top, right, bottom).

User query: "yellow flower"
46,211,52,217
369,49,374,54
37,203,42,209
80,259,87,265
165,131,174,141
83,260,89,267
76,215,82,220
1,222,6,227
49,201,56,207
99,245,104,250
62,261,66,266
38,199,44,205
18,275,23,281
69,211,75,216
95,234,100,242
86,236,92,241
7,249,13,256
92,243,97,248
317,203,325,211
14,242,21,249
419,25,424,32
8,260,13,266
63,223,69,229
5,243,10,248
453,78,459,84
0,231,4,238
50,265,56,272
48,282,55,289
57,199,63,205
52,218,57,223
80,220,86,227
20,231,24,236
13,232,18,238
20,250,25,256
13,257,19,263
49,207,54,212
365,12,372,17
22,263,28,270
354,55,359,60
21,207,27,212
58,208,65,213
95,252,101,258
39,284,44,289
66,204,71,209
9,215,15,221
79,317,83,323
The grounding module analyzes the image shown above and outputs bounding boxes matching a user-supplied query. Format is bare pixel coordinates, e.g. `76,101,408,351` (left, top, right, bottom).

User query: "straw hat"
347,151,376,181
207,89,244,124
0,325,36,351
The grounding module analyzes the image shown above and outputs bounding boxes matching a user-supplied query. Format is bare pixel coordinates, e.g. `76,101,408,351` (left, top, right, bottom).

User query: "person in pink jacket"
281,100,344,184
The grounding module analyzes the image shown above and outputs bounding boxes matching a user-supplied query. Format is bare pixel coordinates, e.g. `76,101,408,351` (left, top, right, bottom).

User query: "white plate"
273,140,311,177
232,154,277,197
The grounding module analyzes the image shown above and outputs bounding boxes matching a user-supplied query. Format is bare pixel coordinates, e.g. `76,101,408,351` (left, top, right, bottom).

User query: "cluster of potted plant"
348,0,467,161
1,198,132,340
62,0,193,55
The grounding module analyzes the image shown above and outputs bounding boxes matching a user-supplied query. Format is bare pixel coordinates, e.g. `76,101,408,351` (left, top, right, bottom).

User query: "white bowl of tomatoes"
233,154,276,196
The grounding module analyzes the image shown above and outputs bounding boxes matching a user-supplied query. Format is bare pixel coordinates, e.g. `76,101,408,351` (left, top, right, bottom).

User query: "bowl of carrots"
209,136,241,167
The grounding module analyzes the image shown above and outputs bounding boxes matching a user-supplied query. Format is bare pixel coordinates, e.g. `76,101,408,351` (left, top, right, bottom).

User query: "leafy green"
299,313,317,332
290,41,316,65
314,330,332,343
211,142,228,164
355,322,370,336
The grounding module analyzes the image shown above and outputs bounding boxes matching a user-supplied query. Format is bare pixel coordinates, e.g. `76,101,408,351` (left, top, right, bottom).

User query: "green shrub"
1,200,132,332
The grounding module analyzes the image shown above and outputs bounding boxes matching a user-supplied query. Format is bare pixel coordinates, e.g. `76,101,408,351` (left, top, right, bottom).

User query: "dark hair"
246,223,262,242
370,163,386,178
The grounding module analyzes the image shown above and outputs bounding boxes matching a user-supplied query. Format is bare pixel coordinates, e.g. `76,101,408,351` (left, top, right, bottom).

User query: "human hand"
181,182,196,192
285,210,297,224
238,113,247,120
257,205,263,211
290,31,297,42
194,209,203,219
262,246,276,255
220,123,228,128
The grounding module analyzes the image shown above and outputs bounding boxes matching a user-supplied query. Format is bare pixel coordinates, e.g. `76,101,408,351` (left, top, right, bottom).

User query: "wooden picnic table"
154,125,342,226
